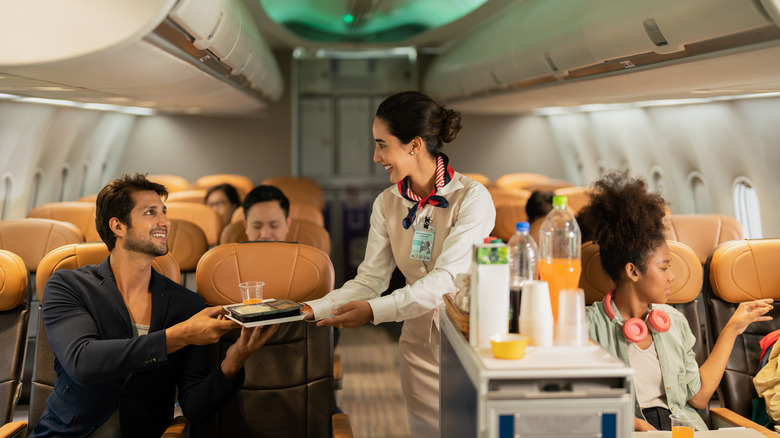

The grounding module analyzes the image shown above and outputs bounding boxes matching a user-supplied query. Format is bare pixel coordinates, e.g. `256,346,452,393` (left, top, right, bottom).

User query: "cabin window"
1,174,12,220
688,172,711,213
80,162,89,197
29,170,43,211
733,178,762,239
650,166,665,194
59,166,70,202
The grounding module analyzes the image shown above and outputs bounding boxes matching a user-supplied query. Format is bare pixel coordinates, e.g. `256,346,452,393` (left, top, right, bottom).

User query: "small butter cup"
489,333,530,359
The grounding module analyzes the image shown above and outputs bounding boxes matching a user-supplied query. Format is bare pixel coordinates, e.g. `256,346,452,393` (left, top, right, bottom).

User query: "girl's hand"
726,298,773,335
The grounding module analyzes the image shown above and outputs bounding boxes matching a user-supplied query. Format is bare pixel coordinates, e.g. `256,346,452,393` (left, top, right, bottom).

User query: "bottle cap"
515,221,530,233
552,195,568,207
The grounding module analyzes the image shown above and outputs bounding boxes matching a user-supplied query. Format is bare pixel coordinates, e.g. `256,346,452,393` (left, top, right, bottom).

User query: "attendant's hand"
634,417,656,431
165,306,239,354
301,304,314,320
221,324,279,381
726,298,773,335
317,301,373,329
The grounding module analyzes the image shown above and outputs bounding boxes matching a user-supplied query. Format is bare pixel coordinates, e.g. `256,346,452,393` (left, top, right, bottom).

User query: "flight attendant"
303,91,495,436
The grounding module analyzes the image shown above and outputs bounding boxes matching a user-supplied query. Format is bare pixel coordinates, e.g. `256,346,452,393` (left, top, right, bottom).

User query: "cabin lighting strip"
0,94,157,116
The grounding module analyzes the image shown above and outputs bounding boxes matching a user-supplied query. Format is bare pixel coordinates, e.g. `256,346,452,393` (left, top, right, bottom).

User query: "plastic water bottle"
507,222,537,333
538,195,581,322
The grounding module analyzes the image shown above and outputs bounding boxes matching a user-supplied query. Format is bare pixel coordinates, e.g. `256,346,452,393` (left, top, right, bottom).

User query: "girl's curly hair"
581,170,668,282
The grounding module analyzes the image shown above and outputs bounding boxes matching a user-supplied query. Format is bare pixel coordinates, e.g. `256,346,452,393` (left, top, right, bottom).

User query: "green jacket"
586,300,708,431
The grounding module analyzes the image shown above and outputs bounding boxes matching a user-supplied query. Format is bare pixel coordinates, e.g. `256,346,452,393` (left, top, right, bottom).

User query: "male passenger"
205,183,241,229
31,174,278,438
242,184,292,242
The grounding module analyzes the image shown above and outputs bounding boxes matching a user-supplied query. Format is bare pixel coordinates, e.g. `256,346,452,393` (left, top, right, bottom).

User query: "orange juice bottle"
538,196,582,322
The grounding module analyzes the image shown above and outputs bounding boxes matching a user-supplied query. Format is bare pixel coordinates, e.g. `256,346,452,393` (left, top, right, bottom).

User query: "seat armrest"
332,413,353,438
710,407,774,433
0,422,26,438
161,416,189,438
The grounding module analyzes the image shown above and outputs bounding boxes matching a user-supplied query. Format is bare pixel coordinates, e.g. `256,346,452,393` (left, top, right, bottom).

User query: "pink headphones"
603,289,671,343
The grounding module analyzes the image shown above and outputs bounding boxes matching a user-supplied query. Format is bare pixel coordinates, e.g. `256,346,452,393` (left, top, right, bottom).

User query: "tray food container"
224,299,305,327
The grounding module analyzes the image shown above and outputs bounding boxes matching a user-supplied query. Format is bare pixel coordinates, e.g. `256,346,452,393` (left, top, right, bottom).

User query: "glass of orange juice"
670,413,694,438
239,281,264,304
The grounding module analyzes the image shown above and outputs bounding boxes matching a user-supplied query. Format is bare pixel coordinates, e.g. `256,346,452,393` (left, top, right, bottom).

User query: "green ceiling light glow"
259,0,489,43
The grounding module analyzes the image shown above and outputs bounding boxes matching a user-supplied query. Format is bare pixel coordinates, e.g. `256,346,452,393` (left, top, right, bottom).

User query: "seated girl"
581,170,772,431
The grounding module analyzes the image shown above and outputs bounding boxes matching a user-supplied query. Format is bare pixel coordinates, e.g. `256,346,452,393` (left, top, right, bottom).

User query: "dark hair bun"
439,109,462,143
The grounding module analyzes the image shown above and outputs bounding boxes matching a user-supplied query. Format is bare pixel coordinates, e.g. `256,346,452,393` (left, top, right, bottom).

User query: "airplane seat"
494,172,551,191
579,239,712,425
261,176,325,211
167,219,209,291
230,203,326,228
193,242,351,438
0,218,85,405
553,186,590,215
0,250,28,425
664,214,746,265
529,217,545,244
219,219,331,254
704,239,780,430
195,174,254,199
492,204,529,243
521,178,575,193
76,194,97,203
27,243,183,435
148,174,190,193
165,202,222,247
26,202,101,242
166,189,209,204
461,172,490,186
486,186,531,208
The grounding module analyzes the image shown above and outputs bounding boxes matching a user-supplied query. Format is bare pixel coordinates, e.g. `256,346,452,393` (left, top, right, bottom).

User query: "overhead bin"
424,0,777,105
0,0,283,114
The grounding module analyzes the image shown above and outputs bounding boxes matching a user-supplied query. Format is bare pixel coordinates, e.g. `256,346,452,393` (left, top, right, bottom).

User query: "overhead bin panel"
168,0,222,50
207,1,242,59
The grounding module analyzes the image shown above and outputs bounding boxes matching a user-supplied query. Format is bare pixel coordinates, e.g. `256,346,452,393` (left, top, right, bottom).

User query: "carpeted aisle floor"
336,324,411,438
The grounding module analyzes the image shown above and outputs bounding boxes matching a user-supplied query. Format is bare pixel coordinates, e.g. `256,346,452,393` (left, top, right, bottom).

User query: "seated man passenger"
205,183,241,230
580,170,772,432
242,185,291,242
31,174,278,438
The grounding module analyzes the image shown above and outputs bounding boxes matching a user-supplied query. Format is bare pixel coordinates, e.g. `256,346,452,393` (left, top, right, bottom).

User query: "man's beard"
124,229,168,257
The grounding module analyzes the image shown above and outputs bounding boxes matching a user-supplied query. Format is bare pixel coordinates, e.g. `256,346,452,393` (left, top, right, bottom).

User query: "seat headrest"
27,202,100,242
167,189,208,204
196,174,254,199
0,250,27,311
168,219,208,271
553,186,589,215
0,218,84,272
165,202,222,246
492,204,528,243
709,239,780,303
36,242,180,301
196,242,334,305
665,214,746,264
261,176,324,211
579,240,702,305
220,221,248,245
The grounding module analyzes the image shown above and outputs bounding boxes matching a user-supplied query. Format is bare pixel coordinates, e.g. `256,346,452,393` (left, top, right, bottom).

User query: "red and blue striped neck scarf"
397,153,455,229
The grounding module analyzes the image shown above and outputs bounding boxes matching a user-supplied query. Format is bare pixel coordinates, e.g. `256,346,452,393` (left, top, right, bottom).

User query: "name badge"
410,224,435,262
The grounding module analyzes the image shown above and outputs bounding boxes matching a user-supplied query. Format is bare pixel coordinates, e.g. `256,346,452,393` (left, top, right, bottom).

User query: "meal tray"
223,299,305,327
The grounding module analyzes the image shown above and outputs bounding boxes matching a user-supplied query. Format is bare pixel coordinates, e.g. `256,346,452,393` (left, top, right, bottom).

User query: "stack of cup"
554,288,589,346
519,280,554,347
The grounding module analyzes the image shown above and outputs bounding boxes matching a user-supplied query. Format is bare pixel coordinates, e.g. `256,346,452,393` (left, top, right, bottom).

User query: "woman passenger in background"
205,183,241,230
581,170,772,431
302,91,496,436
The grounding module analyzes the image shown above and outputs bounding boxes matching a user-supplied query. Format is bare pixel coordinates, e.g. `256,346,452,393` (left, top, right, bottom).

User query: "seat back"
27,202,100,242
231,203,326,228
261,176,325,211
522,179,575,193
147,174,190,193
553,186,590,215
166,201,222,247
0,250,28,424
219,219,331,254
579,240,706,364
495,172,550,191
486,186,531,208
492,204,529,243
462,173,490,186
168,219,209,290
195,174,254,199
665,214,746,264
193,242,335,437
29,243,180,430
705,239,780,418
167,189,209,204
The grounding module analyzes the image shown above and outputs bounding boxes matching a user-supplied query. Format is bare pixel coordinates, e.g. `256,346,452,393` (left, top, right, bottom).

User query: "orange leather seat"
166,189,209,204
554,186,590,215
261,176,325,211
28,243,181,435
165,202,222,247
27,202,100,242
219,219,331,254
0,219,84,276
492,204,529,243
522,179,575,193
495,172,551,191
195,174,253,199
168,219,209,290
231,203,326,228
462,173,490,186
193,242,350,437
0,250,28,426
487,186,531,208
148,174,190,193
665,214,746,264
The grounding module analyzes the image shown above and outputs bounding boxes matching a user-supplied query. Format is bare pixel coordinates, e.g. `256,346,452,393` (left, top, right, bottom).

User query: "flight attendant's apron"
383,174,473,437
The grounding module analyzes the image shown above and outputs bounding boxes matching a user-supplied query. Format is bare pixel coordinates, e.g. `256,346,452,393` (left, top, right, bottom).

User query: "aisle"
336,324,411,438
